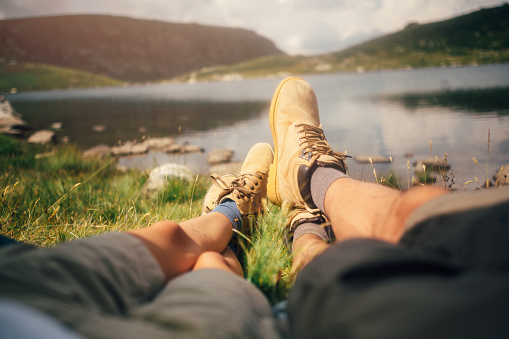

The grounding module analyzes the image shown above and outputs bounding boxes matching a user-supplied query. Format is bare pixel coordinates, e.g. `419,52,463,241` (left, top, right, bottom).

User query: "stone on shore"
27,130,55,144
110,141,149,156
0,95,28,136
83,144,111,158
143,163,195,194
92,125,106,132
206,149,234,165
161,142,203,154
51,122,63,130
179,142,204,153
353,155,392,164
209,162,243,177
494,165,509,185
141,137,176,150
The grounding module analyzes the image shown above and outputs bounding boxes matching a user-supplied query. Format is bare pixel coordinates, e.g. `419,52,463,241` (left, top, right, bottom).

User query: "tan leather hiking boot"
202,143,274,227
267,77,347,210
285,207,332,247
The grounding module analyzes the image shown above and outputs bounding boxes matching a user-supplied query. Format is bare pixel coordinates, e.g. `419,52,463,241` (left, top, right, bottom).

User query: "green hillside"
0,15,283,85
187,4,509,81
0,62,123,92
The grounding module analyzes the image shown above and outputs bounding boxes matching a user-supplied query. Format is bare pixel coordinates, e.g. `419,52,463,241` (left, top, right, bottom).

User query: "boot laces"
286,205,324,230
210,172,263,200
296,124,347,162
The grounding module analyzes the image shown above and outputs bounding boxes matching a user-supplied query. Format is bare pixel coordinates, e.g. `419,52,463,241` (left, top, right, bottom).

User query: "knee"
391,186,449,226
196,251,224,264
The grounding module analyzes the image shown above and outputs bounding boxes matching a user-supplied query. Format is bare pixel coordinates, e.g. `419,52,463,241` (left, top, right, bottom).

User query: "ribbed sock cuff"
310,167,348,215
211,199,243,231
293,222,328,242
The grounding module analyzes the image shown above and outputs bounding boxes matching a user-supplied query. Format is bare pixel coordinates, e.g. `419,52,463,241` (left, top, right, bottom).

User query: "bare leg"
324,178,449,243
292,179,449,273
193,248,243,276
129,212,233,281
292,234,329,274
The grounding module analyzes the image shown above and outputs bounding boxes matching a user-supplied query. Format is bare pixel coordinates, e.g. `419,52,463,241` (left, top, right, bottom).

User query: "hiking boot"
202,143,274,228
267,77,348,210
285,207,333,248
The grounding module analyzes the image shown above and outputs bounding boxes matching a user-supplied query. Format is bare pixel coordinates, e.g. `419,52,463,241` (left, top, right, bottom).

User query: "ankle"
310,167,348,214
292,233,329,274
211,199,243,231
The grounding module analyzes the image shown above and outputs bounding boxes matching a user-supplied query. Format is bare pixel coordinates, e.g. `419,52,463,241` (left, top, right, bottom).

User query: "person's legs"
192,249,243,276
268,77,509,338
128,214,233,280
266,77,448,273
0,142,277,338
128,142,273,280
322,178,448,243
291,177,447,272
289,188,509,339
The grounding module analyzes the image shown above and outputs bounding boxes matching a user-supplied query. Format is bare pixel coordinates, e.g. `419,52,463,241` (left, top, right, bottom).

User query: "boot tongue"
315,154,347,173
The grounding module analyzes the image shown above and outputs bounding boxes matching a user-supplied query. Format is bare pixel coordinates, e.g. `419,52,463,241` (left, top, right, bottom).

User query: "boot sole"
267,76,302,206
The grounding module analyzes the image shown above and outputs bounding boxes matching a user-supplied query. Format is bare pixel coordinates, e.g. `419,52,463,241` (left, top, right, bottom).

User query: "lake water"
6,64,509,189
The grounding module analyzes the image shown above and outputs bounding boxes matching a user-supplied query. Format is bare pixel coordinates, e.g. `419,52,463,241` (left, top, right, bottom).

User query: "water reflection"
386,87,509,116
10,99,269,148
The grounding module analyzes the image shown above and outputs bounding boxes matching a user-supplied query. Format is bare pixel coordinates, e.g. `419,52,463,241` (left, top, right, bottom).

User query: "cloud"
0,0,505,55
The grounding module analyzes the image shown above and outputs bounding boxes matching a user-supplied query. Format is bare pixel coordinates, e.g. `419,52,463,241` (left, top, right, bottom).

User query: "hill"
326,3,509,71
188,4,509,81
0,15,283,83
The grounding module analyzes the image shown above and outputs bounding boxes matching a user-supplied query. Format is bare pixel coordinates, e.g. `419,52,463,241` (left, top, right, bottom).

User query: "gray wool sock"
310,167,348,215
292,222,328,245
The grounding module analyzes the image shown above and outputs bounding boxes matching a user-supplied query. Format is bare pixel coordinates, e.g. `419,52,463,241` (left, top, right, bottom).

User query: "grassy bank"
0,62,124,92
0,135,291,303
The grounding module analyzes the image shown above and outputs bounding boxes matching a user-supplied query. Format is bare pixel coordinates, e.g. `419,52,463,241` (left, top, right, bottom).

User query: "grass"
0,62,124,92
0,135,292,302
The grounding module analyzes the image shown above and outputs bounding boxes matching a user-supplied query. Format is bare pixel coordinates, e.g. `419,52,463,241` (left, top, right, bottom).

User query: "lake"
6,64,509,189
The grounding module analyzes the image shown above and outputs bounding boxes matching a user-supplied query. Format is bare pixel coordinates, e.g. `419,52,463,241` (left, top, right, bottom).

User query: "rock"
404,153,414,158
141,137,176,150
143,163,195,194
92,125,106,132
164,143,182,153
209,162,243,177
181,145,202,153
164,142,203,154
0,95,28,135
110,141,148,156
27,130,55,144
180,142,204,153
414,158,451,173
353,155,392,164
83,144,110,158
206,149,234,165
62,136,69,143
51,122,63,130
494,165,509,185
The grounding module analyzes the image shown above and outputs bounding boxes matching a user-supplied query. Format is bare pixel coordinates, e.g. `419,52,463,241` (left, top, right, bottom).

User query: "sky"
0,0,505,55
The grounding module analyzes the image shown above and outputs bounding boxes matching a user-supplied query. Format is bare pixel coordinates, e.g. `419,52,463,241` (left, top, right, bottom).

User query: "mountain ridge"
0,14,283,82
188,4,509,81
